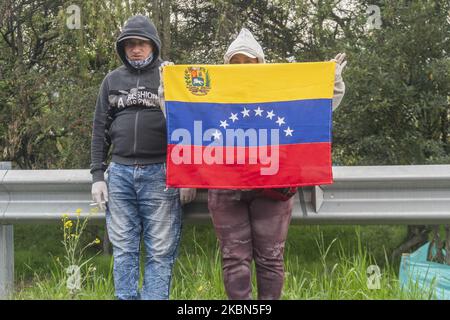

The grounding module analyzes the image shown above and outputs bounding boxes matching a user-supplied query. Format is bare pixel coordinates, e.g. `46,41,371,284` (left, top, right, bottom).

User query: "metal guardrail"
1,165,450,224
1,164,450,298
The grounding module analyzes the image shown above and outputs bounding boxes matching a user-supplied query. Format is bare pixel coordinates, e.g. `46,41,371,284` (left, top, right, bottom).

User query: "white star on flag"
284,127,294,137
266,110,275,120
219,120,229,129
241,107,250,117
229,113,239,122
218,107,294,140
254,107,263,116
276,117,285,126
212,130,222,140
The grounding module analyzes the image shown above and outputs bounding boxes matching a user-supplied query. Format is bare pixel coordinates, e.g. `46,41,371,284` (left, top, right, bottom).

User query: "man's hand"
91,181,108,211
331,53,347,80
180,188,196,205
158,61,174,117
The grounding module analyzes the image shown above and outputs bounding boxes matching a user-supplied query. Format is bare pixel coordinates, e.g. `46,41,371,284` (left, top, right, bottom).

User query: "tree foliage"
0,0,449,169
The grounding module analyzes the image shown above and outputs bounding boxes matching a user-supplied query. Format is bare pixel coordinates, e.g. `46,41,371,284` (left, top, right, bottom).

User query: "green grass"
11,223,434,300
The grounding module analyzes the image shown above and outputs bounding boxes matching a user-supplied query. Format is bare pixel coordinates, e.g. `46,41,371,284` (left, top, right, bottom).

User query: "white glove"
91,181,108,211
180,188,196,205
158,61,174,118
330,53,347,111
331,53,347,80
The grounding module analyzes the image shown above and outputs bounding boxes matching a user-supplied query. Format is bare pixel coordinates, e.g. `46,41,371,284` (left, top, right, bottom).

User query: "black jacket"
90,15,166,182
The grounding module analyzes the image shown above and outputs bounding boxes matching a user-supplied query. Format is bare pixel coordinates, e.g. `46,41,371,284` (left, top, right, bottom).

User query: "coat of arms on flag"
163,62,335,189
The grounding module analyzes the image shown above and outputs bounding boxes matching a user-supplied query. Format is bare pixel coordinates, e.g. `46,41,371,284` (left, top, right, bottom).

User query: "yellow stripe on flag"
163,62,335,104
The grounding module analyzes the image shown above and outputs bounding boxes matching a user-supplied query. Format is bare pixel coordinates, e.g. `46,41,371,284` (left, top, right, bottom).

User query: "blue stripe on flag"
167,99,332,146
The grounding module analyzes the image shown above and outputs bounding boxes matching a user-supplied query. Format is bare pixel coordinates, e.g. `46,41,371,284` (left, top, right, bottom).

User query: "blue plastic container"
399,242,450,299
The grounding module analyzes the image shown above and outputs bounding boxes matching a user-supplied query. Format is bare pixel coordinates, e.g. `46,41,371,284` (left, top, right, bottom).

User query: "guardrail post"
312,186,324,213
0,161,13,300
0,225,13,300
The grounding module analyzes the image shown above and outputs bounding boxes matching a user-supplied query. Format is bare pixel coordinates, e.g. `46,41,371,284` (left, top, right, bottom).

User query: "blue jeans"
105,162,182,300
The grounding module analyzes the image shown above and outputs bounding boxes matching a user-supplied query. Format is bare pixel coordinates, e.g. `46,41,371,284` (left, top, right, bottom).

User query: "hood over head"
116,15,161,70
224,28,265,64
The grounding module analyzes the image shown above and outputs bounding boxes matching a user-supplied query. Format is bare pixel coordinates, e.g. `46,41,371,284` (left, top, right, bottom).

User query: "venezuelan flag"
164,62,335,188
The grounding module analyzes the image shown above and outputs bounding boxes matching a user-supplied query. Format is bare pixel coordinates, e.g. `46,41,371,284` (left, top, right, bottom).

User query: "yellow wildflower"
94,238,101,244
76,208,82,216
64,220,73,228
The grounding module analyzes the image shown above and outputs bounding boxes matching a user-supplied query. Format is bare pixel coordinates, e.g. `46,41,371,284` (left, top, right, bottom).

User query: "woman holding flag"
206,28,347,300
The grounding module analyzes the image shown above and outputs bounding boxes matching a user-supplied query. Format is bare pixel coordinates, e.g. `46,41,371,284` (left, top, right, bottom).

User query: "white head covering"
224,28,265,64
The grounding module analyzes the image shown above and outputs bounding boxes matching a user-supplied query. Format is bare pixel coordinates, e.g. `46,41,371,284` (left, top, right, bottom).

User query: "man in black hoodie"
90,15,188,300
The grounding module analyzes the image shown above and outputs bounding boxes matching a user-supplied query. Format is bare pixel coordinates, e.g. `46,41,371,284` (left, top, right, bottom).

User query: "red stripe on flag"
166,143,333,188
